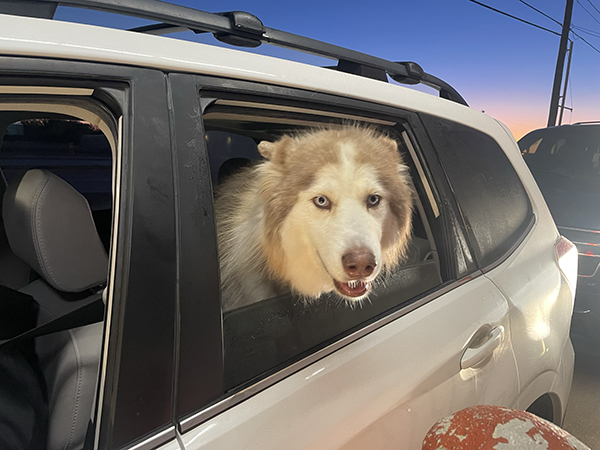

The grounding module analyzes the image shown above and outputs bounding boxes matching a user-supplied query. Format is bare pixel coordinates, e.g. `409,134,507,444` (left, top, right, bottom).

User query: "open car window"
201,95,447,390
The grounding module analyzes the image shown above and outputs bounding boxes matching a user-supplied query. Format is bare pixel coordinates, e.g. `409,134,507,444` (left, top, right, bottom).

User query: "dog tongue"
335,280,369,297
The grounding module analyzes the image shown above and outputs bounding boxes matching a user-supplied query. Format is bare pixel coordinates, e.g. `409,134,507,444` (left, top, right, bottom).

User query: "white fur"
280,162,385,295
216,129,412,311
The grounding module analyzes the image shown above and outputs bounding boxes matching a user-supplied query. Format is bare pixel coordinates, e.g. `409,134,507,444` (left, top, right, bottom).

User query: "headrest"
3,169,108,293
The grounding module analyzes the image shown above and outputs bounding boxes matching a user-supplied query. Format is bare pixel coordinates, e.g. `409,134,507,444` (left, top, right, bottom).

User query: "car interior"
0,106,114,450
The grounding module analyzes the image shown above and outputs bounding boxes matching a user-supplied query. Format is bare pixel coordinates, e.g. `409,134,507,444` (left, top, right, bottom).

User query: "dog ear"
258,141,276,160
258,137,293,164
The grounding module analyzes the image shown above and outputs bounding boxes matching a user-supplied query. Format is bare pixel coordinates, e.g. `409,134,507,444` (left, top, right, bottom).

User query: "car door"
164,74,520,450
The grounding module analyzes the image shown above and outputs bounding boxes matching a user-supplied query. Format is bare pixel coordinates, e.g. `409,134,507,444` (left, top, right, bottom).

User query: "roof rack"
0,0,468,106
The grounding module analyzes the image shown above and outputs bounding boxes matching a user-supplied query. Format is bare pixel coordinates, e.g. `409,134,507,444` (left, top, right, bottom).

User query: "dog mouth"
333,279,371,298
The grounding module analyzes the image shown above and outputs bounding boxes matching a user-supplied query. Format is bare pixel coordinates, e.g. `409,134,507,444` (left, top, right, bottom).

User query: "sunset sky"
56,0,600,140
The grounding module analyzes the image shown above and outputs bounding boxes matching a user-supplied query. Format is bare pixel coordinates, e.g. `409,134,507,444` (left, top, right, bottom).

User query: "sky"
54,0,600,141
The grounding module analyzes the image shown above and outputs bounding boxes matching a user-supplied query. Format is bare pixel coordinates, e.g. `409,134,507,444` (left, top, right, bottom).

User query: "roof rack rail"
0,0,468,106
573,121,600,125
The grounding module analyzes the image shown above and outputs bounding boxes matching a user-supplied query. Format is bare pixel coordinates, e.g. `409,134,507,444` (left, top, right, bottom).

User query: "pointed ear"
258,141,276,160
258,137,293,164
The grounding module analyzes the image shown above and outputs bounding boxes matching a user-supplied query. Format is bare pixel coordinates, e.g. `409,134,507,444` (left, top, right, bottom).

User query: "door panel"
180,275,517,450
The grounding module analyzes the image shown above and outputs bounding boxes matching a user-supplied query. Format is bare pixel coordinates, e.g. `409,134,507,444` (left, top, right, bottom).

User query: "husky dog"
216,126,413,311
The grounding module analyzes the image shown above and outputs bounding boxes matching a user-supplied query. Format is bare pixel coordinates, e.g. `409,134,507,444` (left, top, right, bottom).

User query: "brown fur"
215,125,413,310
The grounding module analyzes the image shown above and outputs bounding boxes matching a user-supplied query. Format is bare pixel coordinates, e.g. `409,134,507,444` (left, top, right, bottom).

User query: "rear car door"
167,74,520,449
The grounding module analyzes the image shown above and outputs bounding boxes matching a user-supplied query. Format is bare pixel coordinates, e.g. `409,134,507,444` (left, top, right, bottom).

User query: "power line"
573,24,600,38
466,0,600,54
469,0,600,53
584,0,600,17
517,0,561,26
572,29,600,53
576,0,600,26
466,0,560,36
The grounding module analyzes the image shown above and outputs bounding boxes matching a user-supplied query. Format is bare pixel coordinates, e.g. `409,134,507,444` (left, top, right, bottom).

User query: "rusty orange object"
422,405,590,450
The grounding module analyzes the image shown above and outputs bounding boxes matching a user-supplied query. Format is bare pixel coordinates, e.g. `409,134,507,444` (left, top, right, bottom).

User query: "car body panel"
179,276,517,450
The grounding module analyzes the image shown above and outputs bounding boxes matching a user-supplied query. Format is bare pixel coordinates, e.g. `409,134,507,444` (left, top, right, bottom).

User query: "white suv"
0,1,576,450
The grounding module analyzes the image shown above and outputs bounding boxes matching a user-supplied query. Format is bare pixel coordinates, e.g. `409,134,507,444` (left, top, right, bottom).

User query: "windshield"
519,126,600,182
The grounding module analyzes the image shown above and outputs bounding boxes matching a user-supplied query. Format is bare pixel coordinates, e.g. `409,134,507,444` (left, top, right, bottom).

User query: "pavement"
562,343,600,449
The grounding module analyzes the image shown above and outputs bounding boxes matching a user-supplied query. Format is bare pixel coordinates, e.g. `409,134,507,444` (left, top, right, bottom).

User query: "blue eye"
367,194,381,208
313,195,331,209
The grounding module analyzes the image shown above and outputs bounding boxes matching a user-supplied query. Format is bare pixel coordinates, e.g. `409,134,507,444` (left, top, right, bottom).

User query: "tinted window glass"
1,118,112,210
422,115,533,268
520,126,600,182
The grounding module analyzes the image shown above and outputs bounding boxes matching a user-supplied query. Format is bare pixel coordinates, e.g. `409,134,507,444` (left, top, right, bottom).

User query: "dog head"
258,126,413,303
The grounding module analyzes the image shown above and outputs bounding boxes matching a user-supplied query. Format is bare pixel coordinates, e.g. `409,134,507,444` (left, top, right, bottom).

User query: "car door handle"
460,325,504,370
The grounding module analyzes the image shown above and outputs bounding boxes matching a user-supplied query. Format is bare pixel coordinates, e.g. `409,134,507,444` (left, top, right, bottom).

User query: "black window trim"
174,73,481,432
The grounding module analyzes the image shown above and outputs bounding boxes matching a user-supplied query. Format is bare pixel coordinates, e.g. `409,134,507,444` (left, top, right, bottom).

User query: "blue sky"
55,0,600,140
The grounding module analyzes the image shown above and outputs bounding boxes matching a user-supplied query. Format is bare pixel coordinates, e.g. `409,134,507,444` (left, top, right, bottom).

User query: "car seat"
3,169,108,450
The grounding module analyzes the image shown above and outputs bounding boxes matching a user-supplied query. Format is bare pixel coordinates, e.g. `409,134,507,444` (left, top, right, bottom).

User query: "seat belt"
0,287,105,348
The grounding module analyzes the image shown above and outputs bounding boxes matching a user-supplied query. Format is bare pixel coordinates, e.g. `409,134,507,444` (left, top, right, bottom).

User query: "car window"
1,118,113,249
2,118,112,202
422,114,534,269
199,95,452,390
520,126,600,183
0,94,117,450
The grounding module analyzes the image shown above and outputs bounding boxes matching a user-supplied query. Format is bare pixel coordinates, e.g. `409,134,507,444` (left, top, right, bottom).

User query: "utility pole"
548,0,574,127
558,39,574,126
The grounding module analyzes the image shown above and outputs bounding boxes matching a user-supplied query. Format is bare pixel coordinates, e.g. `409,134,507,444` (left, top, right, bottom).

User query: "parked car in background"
0,1,577,449
520,123,600,350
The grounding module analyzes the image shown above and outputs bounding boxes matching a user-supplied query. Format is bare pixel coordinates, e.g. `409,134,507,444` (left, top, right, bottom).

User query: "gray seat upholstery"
3,169,108,450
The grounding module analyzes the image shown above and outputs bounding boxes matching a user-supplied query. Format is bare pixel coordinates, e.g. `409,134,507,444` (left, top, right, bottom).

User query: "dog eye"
367,194,381,208
313,195,331,210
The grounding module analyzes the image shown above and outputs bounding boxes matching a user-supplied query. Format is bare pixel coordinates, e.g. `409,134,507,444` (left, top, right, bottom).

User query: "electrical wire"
584,0,600,17
467,0,600,54
517,0,561,26
466,0,560,35
572,29,600,53
577,0,600,27
573,24,600,38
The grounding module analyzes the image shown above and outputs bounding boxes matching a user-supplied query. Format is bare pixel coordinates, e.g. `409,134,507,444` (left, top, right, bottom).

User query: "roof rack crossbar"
0,0,467,106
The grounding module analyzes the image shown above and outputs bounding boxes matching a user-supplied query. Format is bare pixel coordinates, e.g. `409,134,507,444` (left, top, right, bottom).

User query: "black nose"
342,248,377,278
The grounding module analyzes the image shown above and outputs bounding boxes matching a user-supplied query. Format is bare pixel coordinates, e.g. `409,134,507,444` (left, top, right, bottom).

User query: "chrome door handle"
461,325,504,370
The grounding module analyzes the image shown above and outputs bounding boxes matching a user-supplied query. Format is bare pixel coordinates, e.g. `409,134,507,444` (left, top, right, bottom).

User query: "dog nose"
342,248,377,278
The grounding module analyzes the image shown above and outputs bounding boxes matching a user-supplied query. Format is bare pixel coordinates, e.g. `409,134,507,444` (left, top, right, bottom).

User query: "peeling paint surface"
422,405,590,450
